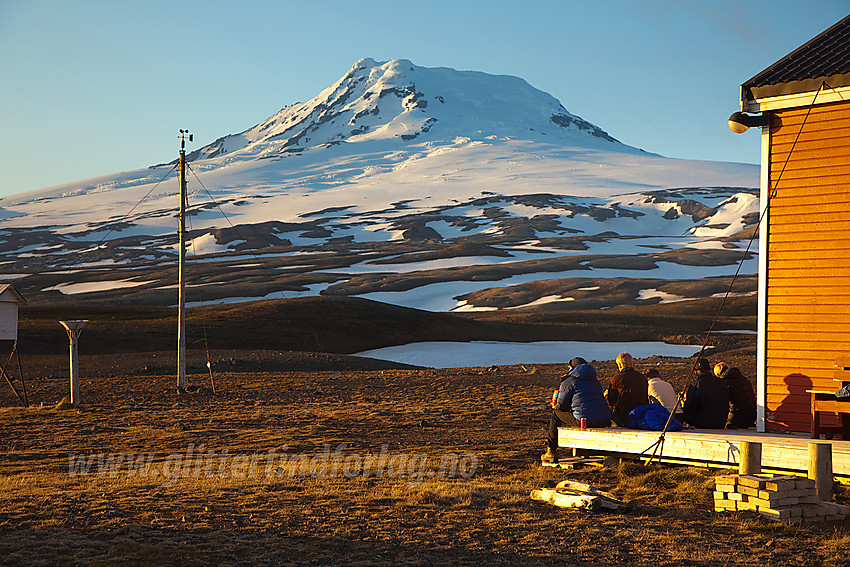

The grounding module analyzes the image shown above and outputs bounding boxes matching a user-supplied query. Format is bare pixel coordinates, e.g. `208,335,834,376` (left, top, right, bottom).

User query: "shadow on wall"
768,373,813,433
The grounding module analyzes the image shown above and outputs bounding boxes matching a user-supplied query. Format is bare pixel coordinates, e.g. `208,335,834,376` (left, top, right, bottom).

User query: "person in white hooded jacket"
645,368,683,417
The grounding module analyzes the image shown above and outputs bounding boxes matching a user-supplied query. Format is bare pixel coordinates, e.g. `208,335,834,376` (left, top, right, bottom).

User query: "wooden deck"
557,427,850,478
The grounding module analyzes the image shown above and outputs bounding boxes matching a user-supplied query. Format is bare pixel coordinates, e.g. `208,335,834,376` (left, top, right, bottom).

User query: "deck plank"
557,427,850,477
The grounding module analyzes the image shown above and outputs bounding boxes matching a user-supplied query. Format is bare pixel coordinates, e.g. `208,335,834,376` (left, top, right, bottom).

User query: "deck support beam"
808,442,833,502
740,441,762,475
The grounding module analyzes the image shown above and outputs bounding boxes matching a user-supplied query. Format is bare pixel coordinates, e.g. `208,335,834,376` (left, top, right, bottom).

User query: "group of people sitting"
542,352,756,463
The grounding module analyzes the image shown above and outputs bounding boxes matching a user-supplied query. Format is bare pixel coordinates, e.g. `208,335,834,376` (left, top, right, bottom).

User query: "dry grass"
819,529,850,557
615,460,716,508
1,364,849,566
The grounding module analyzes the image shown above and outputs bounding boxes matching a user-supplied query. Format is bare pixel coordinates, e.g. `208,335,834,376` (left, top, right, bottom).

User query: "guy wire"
184,163,352,381
642,82,828,464
184,196,217,394
41,165,178,295
186,163,293,302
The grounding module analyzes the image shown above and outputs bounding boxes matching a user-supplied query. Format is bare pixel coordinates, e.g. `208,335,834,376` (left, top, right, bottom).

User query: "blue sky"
0,0,847,198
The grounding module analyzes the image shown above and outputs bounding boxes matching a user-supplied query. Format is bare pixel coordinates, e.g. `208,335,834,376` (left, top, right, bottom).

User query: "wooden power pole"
177,129,192,391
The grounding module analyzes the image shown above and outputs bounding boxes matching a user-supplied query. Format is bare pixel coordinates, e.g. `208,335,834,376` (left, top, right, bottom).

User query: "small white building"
0,284,27,341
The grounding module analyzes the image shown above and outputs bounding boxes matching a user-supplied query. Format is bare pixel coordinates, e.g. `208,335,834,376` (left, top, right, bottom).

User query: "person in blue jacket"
542,360,611,463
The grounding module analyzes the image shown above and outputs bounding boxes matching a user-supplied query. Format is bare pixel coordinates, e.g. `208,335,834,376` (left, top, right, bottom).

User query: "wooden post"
808,441,833,502
69,330,79,404
603,455,620,467
739,441,762,475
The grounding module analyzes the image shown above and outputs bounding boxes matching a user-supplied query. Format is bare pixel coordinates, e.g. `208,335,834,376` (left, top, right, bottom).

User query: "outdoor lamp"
728,111,769,134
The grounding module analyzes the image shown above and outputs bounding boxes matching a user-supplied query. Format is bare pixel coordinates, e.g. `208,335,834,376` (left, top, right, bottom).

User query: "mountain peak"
0,59,760,311
186,58,622,164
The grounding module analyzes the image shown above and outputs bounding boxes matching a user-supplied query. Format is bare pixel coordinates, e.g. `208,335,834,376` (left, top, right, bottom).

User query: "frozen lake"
355,340,702,369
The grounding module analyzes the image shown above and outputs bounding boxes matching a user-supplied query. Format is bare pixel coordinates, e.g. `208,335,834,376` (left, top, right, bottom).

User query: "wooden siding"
765,101,850,433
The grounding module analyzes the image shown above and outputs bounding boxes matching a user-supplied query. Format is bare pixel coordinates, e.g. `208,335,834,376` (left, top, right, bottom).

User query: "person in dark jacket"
681,358,730,429
606,352,649,427
542,361,610,463
714,362,756,429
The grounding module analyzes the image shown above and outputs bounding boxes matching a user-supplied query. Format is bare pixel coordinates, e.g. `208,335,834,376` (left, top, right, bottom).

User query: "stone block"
774,497,799,507
714,501,737,512
758,489,790,501
765,476,798,492
738,475,771,489
802,505,823,518
714,475,738,487
759,507,791,520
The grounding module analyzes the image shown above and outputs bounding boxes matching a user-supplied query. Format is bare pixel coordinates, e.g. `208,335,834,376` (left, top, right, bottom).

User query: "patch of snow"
182,283,332,307
684,240,740,251
358,260,756,311
505,295,574,310
355,340,703,369
47,279,155,295
338,254,528,274
710,290,757,299
637,288,688,304
181,233,244,255
424,219,475,239
451,300,498,312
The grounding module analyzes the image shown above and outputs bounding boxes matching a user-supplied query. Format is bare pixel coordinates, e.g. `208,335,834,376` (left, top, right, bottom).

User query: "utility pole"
178,129,192,391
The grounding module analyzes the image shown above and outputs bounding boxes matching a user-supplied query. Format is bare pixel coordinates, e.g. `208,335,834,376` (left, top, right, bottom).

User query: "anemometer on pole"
177,129,192,391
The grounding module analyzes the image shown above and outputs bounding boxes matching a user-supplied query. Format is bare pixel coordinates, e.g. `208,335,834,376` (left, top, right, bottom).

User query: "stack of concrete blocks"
714,474,849,523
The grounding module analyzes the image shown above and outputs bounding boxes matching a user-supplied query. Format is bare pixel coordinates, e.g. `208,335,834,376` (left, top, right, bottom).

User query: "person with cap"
605,352,649,427
681,358,730,429
714,362,756,429
542,358,610,463
646,368,683,417
548,357,586,408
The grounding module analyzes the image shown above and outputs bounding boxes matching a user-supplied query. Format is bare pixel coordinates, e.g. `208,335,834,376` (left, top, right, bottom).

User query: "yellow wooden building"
732,15,850,434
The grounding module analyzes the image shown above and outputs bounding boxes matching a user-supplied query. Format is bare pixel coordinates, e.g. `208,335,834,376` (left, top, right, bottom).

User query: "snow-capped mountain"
0,58,760,311
186,57,619,164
